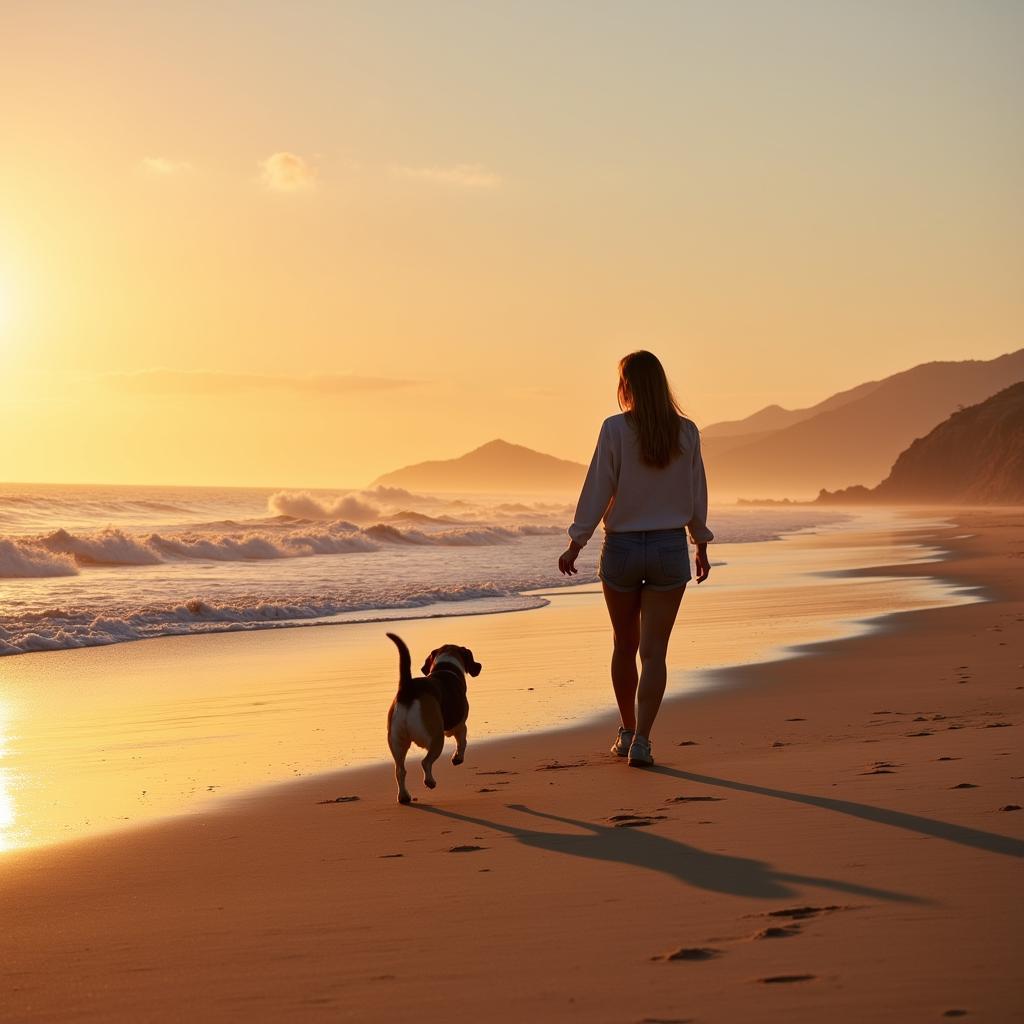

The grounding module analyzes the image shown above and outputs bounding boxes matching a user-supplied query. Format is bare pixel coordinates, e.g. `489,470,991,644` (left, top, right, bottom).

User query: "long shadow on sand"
415,803,920,903
655,768,1024,859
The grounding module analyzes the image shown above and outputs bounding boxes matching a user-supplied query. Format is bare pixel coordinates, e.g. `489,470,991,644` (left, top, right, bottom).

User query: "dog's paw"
397,792,412,805
424,777,437,789
451,754,464,766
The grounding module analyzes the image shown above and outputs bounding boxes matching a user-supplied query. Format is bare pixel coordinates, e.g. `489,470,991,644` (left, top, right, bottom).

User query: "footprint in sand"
666,795,724,803
317,795,360,804
761,905,851,920
606,813,669,828
999,804,1022,812
652,946,722,962
758,974,815,984
478,788,498,793
950,783,979,789
448,845,487,853
751,925,801,940
677,740,699,746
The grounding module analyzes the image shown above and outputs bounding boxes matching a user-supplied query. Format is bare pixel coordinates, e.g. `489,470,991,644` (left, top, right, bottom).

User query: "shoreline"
145,512,992,823
0,509,973,852
0,503,856,658
1,508,1022,1020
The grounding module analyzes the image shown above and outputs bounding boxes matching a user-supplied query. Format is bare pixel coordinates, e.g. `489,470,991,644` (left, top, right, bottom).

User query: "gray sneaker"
611,727,634,757
627,734,654,767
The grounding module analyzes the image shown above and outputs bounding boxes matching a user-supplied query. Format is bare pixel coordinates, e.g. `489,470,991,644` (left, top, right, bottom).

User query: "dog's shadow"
414,802,921,903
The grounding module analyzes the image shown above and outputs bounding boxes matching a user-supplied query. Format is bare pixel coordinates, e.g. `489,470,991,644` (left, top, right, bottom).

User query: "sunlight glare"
0,702,16,853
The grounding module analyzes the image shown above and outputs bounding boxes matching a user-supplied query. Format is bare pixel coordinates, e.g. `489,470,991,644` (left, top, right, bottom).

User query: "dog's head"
421,644,482,678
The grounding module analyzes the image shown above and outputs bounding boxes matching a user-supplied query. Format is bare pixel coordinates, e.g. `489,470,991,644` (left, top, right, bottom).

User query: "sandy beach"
1,508,1022,1022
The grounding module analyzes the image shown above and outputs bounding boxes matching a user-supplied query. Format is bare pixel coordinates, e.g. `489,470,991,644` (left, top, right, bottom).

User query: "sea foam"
0,538,80,578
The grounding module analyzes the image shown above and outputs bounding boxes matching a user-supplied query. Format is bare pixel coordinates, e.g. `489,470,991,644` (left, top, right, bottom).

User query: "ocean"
0,482,852,656
0,488,980,851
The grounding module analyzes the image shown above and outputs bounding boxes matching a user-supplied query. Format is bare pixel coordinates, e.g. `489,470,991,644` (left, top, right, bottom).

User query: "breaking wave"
267,490,380,523
146,529,378,560
39,528,163,566
0,521,564,578
0,538,80,578
0,585,548,655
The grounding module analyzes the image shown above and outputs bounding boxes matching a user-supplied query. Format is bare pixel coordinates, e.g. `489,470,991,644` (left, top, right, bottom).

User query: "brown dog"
386,632,482,804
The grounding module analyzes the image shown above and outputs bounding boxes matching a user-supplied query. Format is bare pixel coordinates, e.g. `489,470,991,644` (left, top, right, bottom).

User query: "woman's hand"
695,543,711,584
558,541,582,576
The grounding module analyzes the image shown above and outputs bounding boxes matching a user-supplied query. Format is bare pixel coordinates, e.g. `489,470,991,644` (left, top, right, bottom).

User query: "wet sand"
1,508,1022,1021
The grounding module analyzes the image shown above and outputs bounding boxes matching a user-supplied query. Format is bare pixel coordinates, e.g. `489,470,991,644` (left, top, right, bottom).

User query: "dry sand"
1,508,1022,1022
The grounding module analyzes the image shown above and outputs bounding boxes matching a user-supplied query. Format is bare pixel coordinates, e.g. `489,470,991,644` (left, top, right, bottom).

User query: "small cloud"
140,157,193,176
390,163,501,189
259,152,317,191
104,369,417,396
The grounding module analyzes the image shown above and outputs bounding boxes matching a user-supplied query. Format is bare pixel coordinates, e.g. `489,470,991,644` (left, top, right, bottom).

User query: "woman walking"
558,351,712,767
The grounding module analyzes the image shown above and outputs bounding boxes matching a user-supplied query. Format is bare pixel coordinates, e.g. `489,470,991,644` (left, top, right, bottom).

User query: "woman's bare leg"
635,585,686,739
601,583,642,732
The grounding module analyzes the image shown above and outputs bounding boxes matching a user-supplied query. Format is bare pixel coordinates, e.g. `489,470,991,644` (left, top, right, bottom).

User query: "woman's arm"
560,420,618,576
567,419,618,548
686,427,714,543
686,427,713,583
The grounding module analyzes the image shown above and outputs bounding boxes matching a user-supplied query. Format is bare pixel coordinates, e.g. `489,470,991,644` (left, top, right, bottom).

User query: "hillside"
370,439,586,493
702,378,885,441
819,382,1024,505
701,349,1024,498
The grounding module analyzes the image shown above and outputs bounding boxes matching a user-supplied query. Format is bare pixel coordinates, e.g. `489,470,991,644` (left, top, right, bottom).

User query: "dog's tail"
386,632,414,698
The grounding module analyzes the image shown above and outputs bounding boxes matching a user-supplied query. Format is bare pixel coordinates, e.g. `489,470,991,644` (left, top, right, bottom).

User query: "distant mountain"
703,378,885,443
701,349,1024,498
371,439,586,493
818,383,1024,505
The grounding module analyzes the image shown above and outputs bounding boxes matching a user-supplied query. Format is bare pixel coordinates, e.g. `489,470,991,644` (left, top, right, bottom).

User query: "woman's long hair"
617,350,686,468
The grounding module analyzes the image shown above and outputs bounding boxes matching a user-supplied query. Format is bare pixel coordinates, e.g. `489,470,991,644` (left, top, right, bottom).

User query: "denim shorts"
598,528,691,592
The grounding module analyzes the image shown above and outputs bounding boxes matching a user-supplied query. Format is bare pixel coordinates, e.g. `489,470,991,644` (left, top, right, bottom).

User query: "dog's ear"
461,647,482,677
420,648,439,675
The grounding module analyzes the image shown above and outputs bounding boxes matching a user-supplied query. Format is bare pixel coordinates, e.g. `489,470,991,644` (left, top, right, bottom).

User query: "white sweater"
567,414,713,547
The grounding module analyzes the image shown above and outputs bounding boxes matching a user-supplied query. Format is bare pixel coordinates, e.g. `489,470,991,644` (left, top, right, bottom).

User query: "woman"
558,351,712,767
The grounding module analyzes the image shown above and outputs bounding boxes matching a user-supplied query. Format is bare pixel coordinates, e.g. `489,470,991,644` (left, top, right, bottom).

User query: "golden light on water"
0,701,16,854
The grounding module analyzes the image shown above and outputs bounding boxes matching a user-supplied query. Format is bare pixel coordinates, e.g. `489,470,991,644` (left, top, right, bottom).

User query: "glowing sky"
1,1,1021,486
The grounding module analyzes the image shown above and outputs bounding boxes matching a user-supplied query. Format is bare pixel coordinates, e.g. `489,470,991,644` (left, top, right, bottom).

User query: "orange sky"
1,1,1021,487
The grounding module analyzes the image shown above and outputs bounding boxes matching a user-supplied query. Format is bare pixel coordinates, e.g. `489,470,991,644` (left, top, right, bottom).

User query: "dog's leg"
421,732,444,790
450,722,468,766
389,734,412,805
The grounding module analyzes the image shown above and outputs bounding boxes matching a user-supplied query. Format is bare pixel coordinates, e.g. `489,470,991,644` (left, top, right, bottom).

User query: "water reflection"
0,700,17,852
